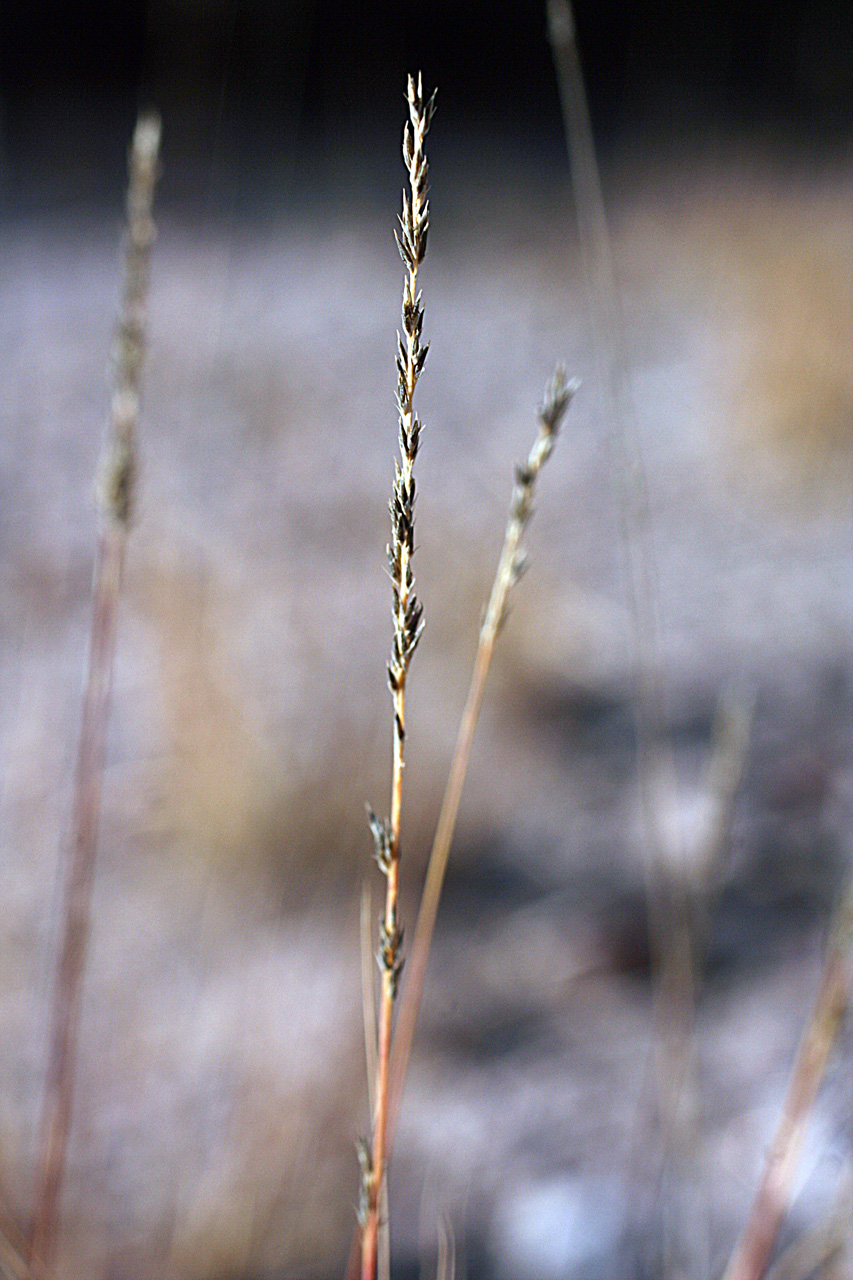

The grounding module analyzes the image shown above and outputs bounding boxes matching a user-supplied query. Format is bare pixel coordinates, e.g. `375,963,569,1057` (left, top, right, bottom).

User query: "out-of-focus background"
1,3,852,1278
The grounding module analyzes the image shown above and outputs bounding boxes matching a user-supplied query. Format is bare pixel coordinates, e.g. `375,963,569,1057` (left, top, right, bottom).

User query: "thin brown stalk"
359,886,390,1280
722,882,853,1280
546,6,710,1276
27,113,160,1279
360,74,435,1280
763,1169,851,1280
385,368,577,1142
344,369,576,1280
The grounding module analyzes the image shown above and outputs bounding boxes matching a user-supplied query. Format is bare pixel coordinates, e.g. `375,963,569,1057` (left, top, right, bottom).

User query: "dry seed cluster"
484,365,578,638
387,74,436,715
359,78,436,1271
371,74,436,990
96,115,161,525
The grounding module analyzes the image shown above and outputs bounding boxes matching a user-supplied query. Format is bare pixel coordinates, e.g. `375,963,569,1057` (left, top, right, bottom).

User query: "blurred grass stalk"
351,70,576,1280
546,4,713,1278
350,368,577,1280
27,113,161,1280
723,882,853,1280
386,367,576,1143
548,7,853,1278
542,5,753,1280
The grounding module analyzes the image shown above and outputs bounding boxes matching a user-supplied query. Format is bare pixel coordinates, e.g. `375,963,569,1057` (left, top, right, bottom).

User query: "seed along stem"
360,74,435,1280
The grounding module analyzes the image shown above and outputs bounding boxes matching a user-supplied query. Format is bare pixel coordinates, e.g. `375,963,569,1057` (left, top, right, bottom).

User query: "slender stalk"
28,114,160,1279
359,887,391,1280
546,7,708,1277
360,75,435,1280
386,369,577,1140
762,1170,851,1280
346,369,576,1280
722,881,853,1280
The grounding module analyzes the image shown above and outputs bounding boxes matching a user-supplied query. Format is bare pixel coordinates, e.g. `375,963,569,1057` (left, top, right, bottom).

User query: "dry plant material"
722,883,853,1280
385,367,576,1140
548,7,712,1277
346,366,576,1280
763,1169,852,1280
28,113,161,1279
359,74,436,1280
348,71,576,1280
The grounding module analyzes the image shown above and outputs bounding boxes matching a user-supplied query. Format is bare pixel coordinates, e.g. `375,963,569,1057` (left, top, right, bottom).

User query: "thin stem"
722,882,853,1280
27,114,160,1280
345,371,575,1280
762,1169,851,1280
547,7,706,1276
360,74,435,1280
386,370,576,1161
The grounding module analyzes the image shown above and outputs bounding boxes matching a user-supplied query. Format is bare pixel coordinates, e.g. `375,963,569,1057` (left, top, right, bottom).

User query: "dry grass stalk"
722,881,853,1280
762,1170,852,1280
546,0,672,958
359,74,436,1280
27,113,161,1279
385,367,576,1142
547,7,710,1277
359,887,391,1280
346,365,576,1280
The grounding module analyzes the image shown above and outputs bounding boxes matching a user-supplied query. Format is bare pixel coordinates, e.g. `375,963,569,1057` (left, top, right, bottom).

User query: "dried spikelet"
488,365,579,634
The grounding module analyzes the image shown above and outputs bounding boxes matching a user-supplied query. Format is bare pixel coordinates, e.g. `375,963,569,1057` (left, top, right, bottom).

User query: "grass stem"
27,114,160,1279
722,881,853,1280
386,369,577,1142
360,75,435,1280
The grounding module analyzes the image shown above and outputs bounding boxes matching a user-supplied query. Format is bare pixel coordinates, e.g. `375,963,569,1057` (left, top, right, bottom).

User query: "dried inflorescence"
96,113,161,526
360,73,436,1280
30,113,161,1280
486,364,579,636
357,81,578,1280
387,73,436,712
379,366,578,1176
373,73,436,994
